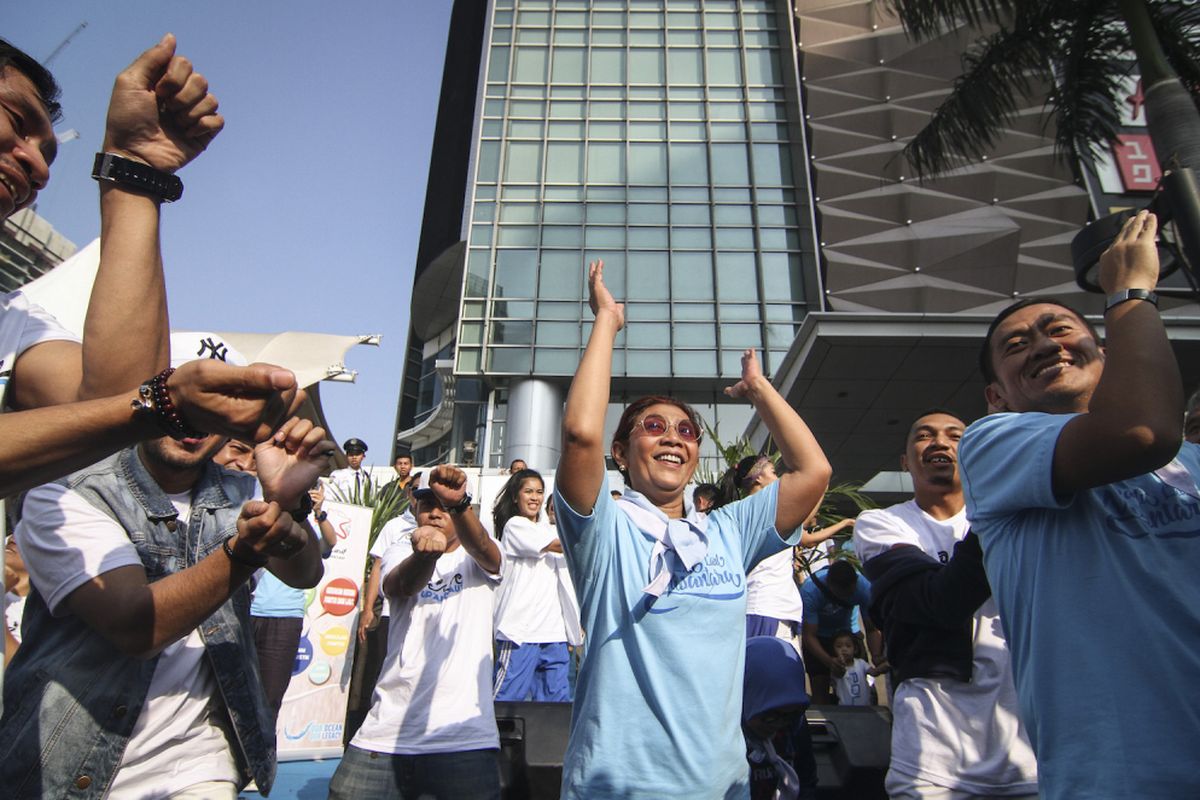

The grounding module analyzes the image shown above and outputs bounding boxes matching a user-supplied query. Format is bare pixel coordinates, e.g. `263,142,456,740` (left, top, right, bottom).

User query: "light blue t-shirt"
250,571,305,618
961,412,1200,800
798,567,870,637
555,476,796,800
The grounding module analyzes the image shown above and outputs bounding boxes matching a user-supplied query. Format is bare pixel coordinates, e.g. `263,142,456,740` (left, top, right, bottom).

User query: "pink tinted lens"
641,415,668,435
676,420,699,441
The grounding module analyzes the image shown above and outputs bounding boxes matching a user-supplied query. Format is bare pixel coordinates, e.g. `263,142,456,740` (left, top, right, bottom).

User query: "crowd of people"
1,32,1199,800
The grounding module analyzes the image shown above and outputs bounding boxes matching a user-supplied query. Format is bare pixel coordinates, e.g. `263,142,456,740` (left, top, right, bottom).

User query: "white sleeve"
16,483,144,615
502,517,557,557
15,294,78,352
852,507,919,562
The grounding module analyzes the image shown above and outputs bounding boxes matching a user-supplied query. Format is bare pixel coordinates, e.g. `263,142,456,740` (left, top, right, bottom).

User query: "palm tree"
887,1,1200,178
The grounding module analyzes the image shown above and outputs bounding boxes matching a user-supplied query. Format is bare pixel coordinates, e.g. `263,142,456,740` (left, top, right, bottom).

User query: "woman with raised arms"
553,260,832,800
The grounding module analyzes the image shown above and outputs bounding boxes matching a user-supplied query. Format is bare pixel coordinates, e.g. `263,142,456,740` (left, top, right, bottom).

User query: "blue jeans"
328,745,501,800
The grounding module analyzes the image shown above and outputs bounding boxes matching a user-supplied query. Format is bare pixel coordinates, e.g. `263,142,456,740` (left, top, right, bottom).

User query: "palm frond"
1147,2,1200,96
885,0,1013,41
903,17,1058,177
1050,7,1129,164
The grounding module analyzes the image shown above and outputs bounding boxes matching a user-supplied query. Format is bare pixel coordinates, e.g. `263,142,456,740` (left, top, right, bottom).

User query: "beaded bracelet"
222,535,268,568
132,367,205,440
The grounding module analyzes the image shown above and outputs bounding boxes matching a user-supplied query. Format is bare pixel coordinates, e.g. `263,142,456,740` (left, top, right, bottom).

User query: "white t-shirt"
5,591,25,643
833,658,872,707
369,511,416,618
17,482,239,797
744,547,804,624
0,291,78,409
493,516,582,646
853,500,1038,794
352,539,503,755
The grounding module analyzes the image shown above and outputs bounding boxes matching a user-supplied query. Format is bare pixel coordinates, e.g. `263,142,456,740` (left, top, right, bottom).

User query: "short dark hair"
611,395,703,478
979,297,1099,384
0,38,62,123
826,559,858,594
692,483,718,506
907,408,966,441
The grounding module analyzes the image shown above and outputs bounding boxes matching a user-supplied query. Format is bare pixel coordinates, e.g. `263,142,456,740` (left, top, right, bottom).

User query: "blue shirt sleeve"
707,480,795,573
960,412,1077,522
799,579,818,625
553,472,617,596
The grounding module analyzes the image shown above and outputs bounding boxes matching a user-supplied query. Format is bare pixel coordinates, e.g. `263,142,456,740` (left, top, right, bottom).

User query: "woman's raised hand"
587,259,625,330
724,348,765,400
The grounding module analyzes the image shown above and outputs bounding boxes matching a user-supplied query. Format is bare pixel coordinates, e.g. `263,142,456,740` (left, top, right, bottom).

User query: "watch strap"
92,152,183,202
1105,288,1158,312
445,494,473,515
289,491,315,523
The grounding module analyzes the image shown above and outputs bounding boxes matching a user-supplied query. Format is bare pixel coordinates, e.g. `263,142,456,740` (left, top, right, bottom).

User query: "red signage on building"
1112,134,1161,192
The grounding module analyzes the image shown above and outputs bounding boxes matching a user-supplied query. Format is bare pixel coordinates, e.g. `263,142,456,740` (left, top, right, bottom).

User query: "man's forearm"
452,509,502,574
385,554,439,598
80,186,169,400
266,521,323,588
363,558,382,610
0,392,159,495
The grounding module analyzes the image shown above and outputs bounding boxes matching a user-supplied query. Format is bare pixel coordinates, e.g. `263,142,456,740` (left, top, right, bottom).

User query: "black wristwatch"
444,494,473,515
92,152,183,202
288,492,314,523
314,510,328,523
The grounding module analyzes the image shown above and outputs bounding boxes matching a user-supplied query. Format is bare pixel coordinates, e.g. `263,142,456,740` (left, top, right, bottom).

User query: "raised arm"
428,464,501,574
558,260,624,515
725,349,831,536
1052,211,1183,492
12,34,224,408
801,517,853,548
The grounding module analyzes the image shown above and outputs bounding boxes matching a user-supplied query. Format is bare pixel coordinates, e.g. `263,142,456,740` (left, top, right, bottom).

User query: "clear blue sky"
8,2,454,462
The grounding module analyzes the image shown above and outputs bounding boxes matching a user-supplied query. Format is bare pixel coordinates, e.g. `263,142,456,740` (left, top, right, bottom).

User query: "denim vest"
0,447,276,798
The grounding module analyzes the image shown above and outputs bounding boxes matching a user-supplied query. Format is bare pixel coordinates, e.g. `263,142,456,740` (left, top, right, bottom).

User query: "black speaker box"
495,701,571,800
807,705,892,800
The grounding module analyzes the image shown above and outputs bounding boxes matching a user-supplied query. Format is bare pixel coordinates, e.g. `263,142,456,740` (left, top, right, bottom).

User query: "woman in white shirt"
491,469,582,701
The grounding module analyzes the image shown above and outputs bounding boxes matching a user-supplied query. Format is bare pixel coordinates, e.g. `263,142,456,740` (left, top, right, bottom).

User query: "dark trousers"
329,745,501,800
344,614,390,743
251,615,304,722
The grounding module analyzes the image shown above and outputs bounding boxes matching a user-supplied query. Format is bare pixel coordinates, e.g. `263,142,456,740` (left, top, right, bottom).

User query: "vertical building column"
504,378,564,472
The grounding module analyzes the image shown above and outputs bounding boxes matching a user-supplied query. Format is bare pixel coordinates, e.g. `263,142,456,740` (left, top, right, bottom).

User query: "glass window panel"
466,250,491,297
669,101,704,120
534,349,581,374
721,303,760,320
630,30,665,46
711,122,745,141
462,300,486,317
673,322,716,347
706,49,742,84
717,252,758,301
704,11,739,29
585,250,625,296
470,226,493,246
720,349,744,376
502,186,539,200
749,102,783,121
630,86,666,100
628,227,669,248
715,227,754,248
593,10,626,26
460,322,484,345
494,250,536,296
627,253,669,300
477,142,501,182
629,49,666,84
536,321,580,346
487,49,510,85
588,121,624,139
667,11,701,27
590,101,625,119
711,142,749,185
626,322,670,347
671,204,710,225
753,143,792,185
541,225,583,247
751,122,789,140
626,301,671,320
517,28,550,44
496,226,537,246
673,350,717,375
744,12,775,30
630,10,664,26
668,121,704,141
629,142,668,184
540,300,584,319
587,203,626,224
483,120,504,138
475,185,497,200
671,252,713,300
591,86,625,99
552,48,586,83
709,102,746,120
630,186,669,200
668,49,703,84
708,30,740,46
765,303,804,322
714,204,752,225
550,100,585,117
626,350,670,375
591,48,626,83
544,187,583,201
722,323,762,348
591,29,626,45
629,203,668,224
538,251,585,298
489,348,532,373
548,120,585,138
513,47,548,82
586,226,626,247
767,323,797,348
484,99,505,117
745,49,782,84
629,101,666,120
587,185,626,200
673,226,712,248
492,299,533,317
517,10,551,25
755,205,797,226
761,253,805,301
667,29,703,45
758,228,801,250
499,203,539,223
669,142,708,184
588,142,625,182
457,348,481,372
472,202,496,223
556,10,587,26
494,10,514,23
672,186,709,201
553,28,587,45
629,121,667,139
710,87,744,101
546,142,584,183
673,303,714,320
510,99,546,116
504,142,543,182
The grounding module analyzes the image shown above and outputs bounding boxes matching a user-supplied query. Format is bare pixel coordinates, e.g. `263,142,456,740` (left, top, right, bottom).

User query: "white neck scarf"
762,737,800,800
616,489,709,598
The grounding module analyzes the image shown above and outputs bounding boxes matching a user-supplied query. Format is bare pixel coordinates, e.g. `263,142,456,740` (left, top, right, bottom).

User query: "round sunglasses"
633,413,702,443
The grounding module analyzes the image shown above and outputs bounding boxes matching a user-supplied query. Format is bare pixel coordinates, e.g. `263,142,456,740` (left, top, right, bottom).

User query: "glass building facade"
397,0,821,469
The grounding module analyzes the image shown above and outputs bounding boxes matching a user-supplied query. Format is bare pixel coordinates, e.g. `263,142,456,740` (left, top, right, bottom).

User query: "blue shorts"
493,640,572,702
